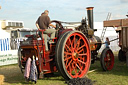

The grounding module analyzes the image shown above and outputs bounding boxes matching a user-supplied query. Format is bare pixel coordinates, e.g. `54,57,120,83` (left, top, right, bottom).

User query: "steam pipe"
86,7,94,29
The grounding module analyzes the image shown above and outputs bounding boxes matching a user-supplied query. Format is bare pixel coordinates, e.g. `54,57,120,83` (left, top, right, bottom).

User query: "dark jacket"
36,14,50,29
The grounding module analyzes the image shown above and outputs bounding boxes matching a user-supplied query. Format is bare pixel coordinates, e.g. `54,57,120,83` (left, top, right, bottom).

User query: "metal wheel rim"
104,50,114,70
62,32,91,78
55,31,71,78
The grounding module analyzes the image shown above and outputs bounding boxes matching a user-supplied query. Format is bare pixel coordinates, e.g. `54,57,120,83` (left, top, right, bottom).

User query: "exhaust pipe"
86,7,94,29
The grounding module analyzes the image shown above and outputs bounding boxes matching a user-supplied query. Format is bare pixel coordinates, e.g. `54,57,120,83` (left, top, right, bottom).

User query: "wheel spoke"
64,52,72,66
78,57,84,63
78,59,86,65
65,45,69,52
75,68,77,76
73,62,78,76
78,56,84,60
64,56,72,61
76,38,81,50
65,44,72,51
106,52,110,59
104,58,108,62
66,59,73,69
104,56,108,61
79,53,87,56
68,38,73,50
78,44,86,51
69,65,72,74
72,62,75,75
64,52,72,55
78,49,84,54
73,35,76,48
65,58,69,66
76,63,82,72
77,60,82,70
105,62,109,68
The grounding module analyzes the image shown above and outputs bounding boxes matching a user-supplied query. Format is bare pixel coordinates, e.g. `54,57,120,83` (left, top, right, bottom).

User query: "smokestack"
86,7,94,29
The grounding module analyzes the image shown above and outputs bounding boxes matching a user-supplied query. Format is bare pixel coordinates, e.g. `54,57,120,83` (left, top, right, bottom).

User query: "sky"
0,0,128,29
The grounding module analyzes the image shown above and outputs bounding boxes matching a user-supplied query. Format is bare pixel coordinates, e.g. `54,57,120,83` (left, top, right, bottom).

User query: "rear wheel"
118,49,126,62
56,31,91,80
100,48,114,71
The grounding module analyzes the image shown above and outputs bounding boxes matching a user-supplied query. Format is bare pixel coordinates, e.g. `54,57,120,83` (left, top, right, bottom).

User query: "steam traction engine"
18,7,114,80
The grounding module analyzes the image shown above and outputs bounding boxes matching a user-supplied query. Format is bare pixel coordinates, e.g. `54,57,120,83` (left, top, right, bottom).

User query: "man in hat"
36,10,56,51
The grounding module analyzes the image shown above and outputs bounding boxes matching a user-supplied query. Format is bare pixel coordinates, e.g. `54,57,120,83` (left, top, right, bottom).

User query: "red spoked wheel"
100,48,114,71
55,31,91,80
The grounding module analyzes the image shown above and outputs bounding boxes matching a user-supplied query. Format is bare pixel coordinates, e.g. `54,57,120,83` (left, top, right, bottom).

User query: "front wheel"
100,48,114,71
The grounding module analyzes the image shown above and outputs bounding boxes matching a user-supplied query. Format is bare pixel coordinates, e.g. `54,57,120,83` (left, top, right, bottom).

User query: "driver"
36,10,56,51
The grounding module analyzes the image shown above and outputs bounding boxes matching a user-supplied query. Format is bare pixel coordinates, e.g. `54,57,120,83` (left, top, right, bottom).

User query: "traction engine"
18,7,114,80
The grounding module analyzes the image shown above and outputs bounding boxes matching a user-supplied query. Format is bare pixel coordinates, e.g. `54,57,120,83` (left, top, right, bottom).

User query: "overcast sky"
0,0,128,29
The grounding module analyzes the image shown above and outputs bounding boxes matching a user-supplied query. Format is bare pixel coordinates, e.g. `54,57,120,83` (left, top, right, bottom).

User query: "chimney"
86,7,94,29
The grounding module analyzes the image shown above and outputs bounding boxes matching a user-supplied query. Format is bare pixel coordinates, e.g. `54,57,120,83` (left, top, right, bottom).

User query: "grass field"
0,53,128,85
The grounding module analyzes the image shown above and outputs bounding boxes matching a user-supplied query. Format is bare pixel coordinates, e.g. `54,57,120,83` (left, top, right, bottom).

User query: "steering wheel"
51,20,64,30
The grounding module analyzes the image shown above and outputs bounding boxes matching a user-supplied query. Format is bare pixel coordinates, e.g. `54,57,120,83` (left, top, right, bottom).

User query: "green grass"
89,53,128,85
1,53,128,85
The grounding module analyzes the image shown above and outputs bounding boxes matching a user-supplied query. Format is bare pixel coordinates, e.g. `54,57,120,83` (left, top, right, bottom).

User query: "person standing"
105,37,110,48
36,10,56,51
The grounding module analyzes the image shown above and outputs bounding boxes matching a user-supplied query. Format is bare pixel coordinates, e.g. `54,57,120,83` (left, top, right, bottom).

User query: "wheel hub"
107,54,111,61
108,58,110,61
72,52,79,61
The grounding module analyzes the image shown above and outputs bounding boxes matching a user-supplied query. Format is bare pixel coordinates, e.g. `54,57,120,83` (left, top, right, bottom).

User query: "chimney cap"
86,7,94,10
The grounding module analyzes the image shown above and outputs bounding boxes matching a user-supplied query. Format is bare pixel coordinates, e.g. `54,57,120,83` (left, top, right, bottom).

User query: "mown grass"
0,64,67,85
0,53,128,85
89,58,128,85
